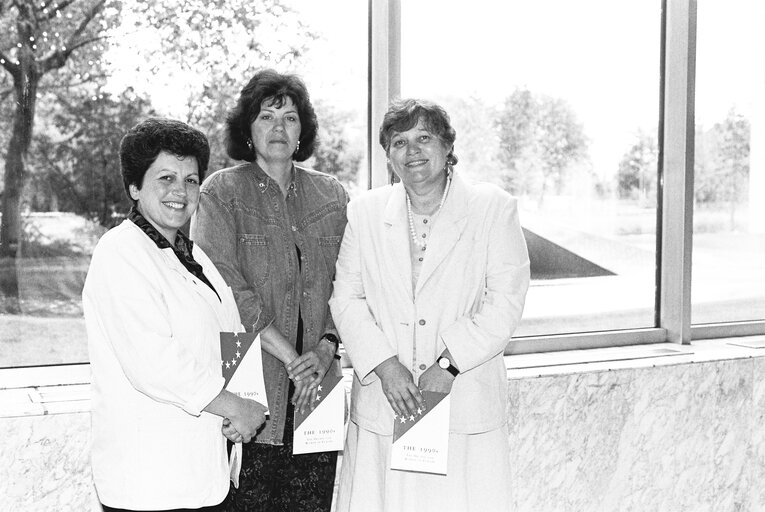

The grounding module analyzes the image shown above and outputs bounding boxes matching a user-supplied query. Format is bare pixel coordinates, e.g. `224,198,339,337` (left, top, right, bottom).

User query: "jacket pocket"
318,234,343,278
237,233,270,287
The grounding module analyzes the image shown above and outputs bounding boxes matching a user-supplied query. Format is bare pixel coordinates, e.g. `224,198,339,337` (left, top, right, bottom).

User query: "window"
1,0,763,370
692,0,765,326
0,0,367,368
399,0,662,337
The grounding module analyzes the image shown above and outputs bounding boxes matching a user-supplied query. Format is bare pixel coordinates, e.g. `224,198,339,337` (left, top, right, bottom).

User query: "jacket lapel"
161,247,232,330
414,174,469,297
383,183,414,302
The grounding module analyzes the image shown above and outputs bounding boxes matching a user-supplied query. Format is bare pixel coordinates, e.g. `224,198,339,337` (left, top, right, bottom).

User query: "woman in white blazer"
83,119,267,512
329,99,530,512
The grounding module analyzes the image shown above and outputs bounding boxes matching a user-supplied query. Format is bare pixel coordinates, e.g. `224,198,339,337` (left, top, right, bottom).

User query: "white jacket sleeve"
83,238,224,416
439,196,530,372
329,201,397,385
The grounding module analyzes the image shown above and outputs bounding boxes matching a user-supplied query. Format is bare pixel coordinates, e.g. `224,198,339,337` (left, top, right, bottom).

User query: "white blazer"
83,220,242,509
329,174,530,435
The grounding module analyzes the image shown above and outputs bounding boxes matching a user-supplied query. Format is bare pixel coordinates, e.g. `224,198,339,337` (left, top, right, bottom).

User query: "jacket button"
418,319,426,326
419,364,427,370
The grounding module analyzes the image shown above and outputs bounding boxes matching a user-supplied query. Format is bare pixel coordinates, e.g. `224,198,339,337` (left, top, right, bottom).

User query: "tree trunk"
0,57,38,313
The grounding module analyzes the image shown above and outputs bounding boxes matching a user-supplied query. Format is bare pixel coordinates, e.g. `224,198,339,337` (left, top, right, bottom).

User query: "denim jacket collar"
250,161,298,197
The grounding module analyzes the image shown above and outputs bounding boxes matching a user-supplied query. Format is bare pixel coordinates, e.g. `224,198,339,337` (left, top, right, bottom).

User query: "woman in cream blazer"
330,99,530,512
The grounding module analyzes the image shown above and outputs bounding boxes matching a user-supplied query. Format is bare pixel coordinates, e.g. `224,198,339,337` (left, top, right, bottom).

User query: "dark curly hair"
119,118,210,204
379,98,458,166
226,69,318,162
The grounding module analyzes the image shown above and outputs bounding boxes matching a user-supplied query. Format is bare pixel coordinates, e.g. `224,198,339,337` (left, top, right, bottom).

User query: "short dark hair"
225,69,318,162
120,118,210,204
379,98,458,166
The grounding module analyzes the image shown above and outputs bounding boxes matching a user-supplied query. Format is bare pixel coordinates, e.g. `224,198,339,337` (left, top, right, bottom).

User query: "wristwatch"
321,333,341,359
437,356,459,377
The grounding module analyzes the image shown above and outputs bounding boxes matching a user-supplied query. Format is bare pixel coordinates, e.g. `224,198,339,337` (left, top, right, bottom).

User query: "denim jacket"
191,161,348,445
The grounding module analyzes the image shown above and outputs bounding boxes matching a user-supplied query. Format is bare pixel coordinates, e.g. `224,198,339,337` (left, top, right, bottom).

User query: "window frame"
368,0,765,354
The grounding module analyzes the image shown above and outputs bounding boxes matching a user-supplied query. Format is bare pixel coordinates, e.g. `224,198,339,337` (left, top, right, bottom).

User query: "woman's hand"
374,356,423,418
288,340,336,413
286,340,335,385
205,389,267,443
418,363,455,394
291,378,317,414
221,417,243,443
226,397,268,443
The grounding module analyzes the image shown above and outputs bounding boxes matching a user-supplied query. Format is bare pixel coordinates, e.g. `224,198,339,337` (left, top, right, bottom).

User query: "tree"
0,0,119,311
495,88,588,202
307,100,363,190
115,0,315,171
495,89,535,195
695,108,750,229
29,88,155,226
616,131,658,203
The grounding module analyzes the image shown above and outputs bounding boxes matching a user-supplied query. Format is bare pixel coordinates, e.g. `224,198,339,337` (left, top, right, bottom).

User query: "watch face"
438,357,450,369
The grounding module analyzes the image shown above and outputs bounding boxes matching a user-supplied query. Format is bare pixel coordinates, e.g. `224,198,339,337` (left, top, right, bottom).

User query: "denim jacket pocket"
318,235,343,278
237,233,270,287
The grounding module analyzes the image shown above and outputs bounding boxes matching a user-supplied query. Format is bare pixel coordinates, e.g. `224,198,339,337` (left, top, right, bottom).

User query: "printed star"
231,359,237,366
316,395,322,401
417,407,423,415
409,415,415,422
399,417,407,423
221,360,224,366
235,351,241,359
225,362,231,369
236,340,241,348
317,385,323,392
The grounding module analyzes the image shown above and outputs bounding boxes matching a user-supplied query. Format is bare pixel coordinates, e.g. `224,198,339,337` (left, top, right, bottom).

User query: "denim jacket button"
419,364,427,370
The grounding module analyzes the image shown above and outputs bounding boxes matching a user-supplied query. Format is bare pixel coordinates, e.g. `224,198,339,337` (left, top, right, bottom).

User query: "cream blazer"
329,174,530,435
83,220,242,509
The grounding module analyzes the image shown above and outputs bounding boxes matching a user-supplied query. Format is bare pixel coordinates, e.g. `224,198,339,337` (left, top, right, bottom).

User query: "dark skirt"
225,400,338,512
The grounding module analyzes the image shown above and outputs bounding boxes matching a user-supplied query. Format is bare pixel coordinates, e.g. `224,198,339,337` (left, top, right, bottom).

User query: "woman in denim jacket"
192,69,348,511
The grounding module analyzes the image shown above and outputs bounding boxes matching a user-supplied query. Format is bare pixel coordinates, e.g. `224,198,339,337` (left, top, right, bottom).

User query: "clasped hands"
286,340,336,414
221,338,336,443
375,356,455,418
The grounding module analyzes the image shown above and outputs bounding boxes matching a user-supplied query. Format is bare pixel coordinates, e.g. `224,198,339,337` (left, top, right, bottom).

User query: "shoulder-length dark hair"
379,98,458,166
226,69,318,162
120,117,210,204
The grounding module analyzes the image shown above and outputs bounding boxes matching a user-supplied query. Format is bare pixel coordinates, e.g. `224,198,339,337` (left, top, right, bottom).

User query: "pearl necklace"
406,175,452,250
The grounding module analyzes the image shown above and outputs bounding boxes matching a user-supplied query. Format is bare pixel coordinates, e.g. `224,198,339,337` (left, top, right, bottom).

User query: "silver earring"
294,140,301,155
246,138,254,152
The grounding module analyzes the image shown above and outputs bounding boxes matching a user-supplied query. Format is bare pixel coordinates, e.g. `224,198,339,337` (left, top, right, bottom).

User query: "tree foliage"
117,0,316,171
616,130,658,202
496,88,588,200
695,108,750,228
29,88,154,226
307,100,362,190
0,0,120,310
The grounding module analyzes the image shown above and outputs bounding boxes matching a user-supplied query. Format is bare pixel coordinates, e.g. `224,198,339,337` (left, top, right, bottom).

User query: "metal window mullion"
369,0,401,189
659,0,697,344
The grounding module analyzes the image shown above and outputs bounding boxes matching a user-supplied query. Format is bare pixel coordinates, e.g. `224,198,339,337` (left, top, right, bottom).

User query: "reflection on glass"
0,0,367,367
692,0,765,324
400,0,661,336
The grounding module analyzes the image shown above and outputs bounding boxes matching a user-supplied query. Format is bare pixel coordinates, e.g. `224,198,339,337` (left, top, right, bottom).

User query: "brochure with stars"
220,331,269,412
292,368,345,455
390,390,450,475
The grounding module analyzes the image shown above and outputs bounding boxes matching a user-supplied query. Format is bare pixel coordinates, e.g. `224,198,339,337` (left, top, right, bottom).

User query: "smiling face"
129,151,200,243
387,118,450,191
249,96,302,166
